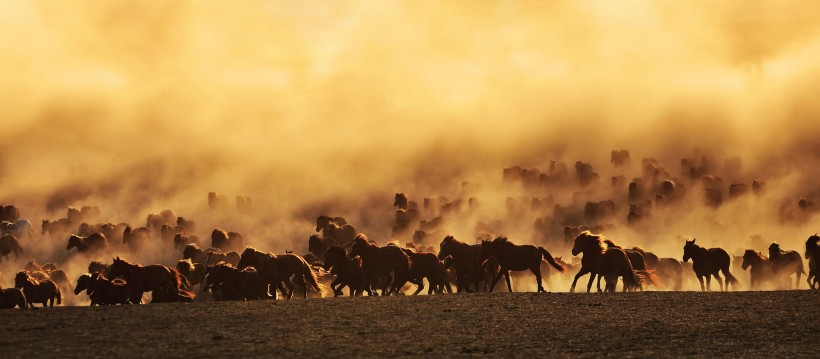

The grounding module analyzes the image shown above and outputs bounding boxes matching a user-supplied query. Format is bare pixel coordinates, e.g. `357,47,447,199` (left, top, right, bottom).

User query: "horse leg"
412,278,424,295
489,270,505,293
697,275,705,291
795,270,801,289
532,267,545,293
713,273,723,291
596,274,604,293
570,268,588,293
705,275,712,291
503,271,513,292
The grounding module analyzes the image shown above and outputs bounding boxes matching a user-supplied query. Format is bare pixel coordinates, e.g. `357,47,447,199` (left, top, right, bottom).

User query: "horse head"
682,239,697,262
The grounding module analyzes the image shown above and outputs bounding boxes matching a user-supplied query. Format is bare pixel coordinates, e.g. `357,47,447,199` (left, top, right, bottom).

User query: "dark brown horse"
88,261,112,277
805,234,819,289
211,228,244,252
177,259,206,291
205,263,268,301
75,273,130,305
109,257,194,303
316,216,356,245
0,234,23,260
768,242,805,289
741,250,776,290
0,205,20,223
349,234,410,296
438,235,497,292
682,239,740,291
570,231,645,293
41,218,72,237
308,234,335,263
67,233,109,254
478,236,565,292
400,248,452,295
122,226,150,251
15,271,61,308
238,247,323,299
174,233,200,251
323,246,368,296
0,286,27,309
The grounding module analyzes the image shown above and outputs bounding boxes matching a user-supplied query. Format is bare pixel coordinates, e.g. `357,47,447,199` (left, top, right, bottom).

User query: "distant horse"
205,263,268,301
173,233,200,251
741,250,776,290
204,249,241,267
177,259,206,291
308,234,335,263
323,246,368,296
394,193,409,209
238,247,322,299
349,234,410,296
67,233,109,255
400,248,452,295
122,226,150,251
0,286,27,309
41,218,72,237
438,235,496,292
211,229,243,252
570,231,645,293
0,205,20,223
176,216,197,235
805,234,819,289
208,192,230,210
768,243,805,289
316,216,356,245
682,239,740,291
109,257,194,303
183,243,207,264
655,258,683,290
14,271,61,308
0,234,23,260
478,236,565,293
1,219,33,241
88,261,112,277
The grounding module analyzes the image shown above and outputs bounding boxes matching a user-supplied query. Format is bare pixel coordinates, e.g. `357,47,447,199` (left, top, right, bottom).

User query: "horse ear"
692,238,696,244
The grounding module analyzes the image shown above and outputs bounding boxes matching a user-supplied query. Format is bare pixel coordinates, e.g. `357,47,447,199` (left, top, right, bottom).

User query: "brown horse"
0,286,27,309
15,271,61,308
41,218,72,237
67,233,109,254
438,235,497,292
205,263,268,301
741,250,776,290
174,233,200,251
75,273,131,305
682,239,740,291
316,216,356,245
238,247,323,299
123,226,150,251
400,248,452,295
109,257,194,303
211,228,244,252
0,205,20,223
0,234,23,260
570,231,645,293
177,259,206,291
349,234,410,296
655,258,683,290
323,246,368,296
88,261,112,277
478,236,565,293
768,243,805,289
205,249,241,267
308,234,335,263
805,234,819,289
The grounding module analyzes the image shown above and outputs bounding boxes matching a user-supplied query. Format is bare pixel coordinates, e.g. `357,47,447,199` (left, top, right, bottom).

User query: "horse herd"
0,192,818,310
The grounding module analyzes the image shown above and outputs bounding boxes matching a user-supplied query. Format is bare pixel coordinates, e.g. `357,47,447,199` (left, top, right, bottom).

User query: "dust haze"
1,1,818,292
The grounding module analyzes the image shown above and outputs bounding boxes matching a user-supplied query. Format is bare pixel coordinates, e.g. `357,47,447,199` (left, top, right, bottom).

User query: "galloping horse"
109,257,194,303
15,272,61,308
438,235,497,292
806,234,820,289
768,242,805,289
238,247,323,299
570,231,646,292
682,239,740,291
478,236,565,293
316,216,356,245
349,234,410,296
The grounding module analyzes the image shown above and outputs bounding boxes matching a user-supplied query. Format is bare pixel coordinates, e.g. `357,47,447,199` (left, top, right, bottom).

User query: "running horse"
682,239,740,291
478,236,566,292
109,257,194,303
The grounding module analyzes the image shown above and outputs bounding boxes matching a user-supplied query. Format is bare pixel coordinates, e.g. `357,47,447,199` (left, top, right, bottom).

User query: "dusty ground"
0,291,817,358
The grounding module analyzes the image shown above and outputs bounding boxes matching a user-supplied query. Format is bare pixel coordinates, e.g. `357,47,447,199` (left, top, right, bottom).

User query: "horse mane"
632,246,646,254
354,233,369,242
603,239,622,249
744,249,766,261
578,230,606,250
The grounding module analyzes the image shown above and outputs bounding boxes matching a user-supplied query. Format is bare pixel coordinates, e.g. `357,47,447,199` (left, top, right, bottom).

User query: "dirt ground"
0,291,816,358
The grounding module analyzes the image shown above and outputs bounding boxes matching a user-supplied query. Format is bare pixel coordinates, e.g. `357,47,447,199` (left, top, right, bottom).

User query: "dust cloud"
0,1,818,293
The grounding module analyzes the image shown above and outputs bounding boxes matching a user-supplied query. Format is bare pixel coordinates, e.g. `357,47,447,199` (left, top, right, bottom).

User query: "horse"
211,228,243,252
183,243,207,264
205,249,241,267
768,242,805,289
177,259,206,291
67,233,109,255
174,233,200,251
204,263,268,301
41,218,72,237
88,273,131,305
109,257,194,303
438,235,497,292
478,236,566,293
570,231,646,293
805,234,819,289
655,258,683,290
176,216,197,235
123,226,150,251
238,247,323,299
323,246,368,296
394,193,409,209
0,234,23,261
1,219,33,241
682,239,740,291
316,216,356,245
741,250,776,290
0,286,27,309
308,234,335,263
349,234,410,296
0,205,20,223
88,261,112,277
400,248,452,295
14,271,61,308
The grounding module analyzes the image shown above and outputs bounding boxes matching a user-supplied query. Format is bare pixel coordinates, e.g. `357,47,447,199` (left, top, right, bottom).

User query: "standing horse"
109,257,194,303
238,247,323,299
805,234,819,289
438,235,497,292
478,236,565,293
14,272,61,308
349,234,410,296
768,242,805,289
741,250,776,290
0,234,23,261
682,239,740,291
570,231,645,293
66,233,109,255
0,287,27,309
316,216,356,245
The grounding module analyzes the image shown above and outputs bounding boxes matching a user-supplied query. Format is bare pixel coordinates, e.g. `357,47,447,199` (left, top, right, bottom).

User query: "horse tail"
621,253,643,291
55,287,62,305
723,268,741,290
305,264,323,294
540,247,566,272
169,267,196,300
635,270,660,288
